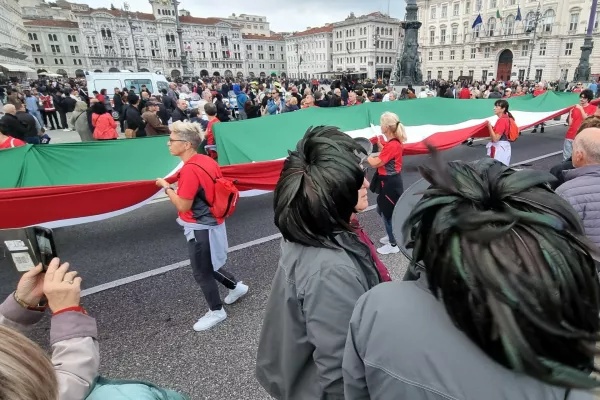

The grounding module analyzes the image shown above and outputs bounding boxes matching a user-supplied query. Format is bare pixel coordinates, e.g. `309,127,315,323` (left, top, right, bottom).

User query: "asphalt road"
1,122,569,399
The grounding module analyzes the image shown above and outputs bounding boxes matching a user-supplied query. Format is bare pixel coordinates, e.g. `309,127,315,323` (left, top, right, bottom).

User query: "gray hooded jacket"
256,232,381,400
556,164,600,247
343,275,594,400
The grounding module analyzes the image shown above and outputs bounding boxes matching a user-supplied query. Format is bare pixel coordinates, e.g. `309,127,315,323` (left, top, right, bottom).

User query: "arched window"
376,27,379,34
504,14,515,35
543,9,555,33
525,12,536,31
28,33,32,40
487,17,496,36
48,33,53,41
33,34,37,40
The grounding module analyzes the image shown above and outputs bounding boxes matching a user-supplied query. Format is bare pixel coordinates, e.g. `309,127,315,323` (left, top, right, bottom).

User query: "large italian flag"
0,92,583,229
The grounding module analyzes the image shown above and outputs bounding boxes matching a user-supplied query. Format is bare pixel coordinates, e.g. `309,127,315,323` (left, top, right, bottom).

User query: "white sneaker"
377,243,400,255
224,282,249,305
379,236,390,245
63,128,71,132
193,308,227,331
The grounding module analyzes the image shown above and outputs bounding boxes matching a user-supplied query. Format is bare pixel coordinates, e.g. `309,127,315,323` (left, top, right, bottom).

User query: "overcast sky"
90,0,407,32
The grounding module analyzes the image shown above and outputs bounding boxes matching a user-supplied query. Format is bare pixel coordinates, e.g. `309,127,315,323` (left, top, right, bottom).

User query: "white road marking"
81,152,562,297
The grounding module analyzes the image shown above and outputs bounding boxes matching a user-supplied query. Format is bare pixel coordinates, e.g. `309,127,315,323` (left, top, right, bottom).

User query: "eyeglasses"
168,138,188,144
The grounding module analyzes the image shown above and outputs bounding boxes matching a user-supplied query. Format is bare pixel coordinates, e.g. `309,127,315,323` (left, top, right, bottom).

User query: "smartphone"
0,227,57,272
32,227,58,271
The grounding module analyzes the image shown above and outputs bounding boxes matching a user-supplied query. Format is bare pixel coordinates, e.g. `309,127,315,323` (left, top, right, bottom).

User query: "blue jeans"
381,213,396,246
29,110,44,128
25,136,40,145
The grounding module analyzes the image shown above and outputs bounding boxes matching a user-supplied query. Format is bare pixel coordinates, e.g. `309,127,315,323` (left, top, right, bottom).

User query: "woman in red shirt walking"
564,90,598,160
367,112,406,255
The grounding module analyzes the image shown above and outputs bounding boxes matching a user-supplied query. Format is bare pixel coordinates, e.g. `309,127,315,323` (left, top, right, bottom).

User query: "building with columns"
332,12,404,80
417,0,600,83
242,34,286,78
0,0,36,78
285,25,334,79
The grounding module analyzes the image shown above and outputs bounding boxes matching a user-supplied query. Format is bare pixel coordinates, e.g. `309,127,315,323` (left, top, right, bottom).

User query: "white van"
85,71,170,97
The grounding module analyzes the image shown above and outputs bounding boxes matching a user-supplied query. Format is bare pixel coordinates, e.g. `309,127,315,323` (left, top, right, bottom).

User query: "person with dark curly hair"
343,151,600,399
256,126,383,400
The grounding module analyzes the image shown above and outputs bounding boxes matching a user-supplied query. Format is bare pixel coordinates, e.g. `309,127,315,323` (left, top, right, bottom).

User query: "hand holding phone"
43,258,81,313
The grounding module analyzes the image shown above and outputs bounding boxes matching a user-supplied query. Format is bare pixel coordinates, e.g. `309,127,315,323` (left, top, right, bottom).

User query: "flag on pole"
299,55,303,65
472,13,483,28
515,6,522,21
496,9,503,20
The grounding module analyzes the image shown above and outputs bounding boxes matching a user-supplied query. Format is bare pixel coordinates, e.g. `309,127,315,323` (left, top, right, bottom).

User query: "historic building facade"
242,34,286,78
224,14,271,37
417,0,600,83
20,0,273,78
0,0,36,78
24,19,86,77
284,25,334,79
332,12,404,79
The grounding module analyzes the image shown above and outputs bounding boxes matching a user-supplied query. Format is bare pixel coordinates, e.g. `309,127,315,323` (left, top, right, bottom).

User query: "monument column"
396,0,423,86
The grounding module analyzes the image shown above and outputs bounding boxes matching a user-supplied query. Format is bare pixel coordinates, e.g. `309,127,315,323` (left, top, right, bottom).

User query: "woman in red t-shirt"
486,99,513,166
367,112,406,255
564,90,598,160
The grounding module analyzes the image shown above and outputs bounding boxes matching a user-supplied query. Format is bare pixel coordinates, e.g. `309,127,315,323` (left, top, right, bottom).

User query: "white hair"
171,121,205,150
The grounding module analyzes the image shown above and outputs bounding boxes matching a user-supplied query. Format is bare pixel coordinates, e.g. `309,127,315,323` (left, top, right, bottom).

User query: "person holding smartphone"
0,258,99,400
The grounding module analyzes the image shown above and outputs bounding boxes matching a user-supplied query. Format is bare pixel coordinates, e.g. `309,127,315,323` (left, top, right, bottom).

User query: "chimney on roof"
306,27,311,30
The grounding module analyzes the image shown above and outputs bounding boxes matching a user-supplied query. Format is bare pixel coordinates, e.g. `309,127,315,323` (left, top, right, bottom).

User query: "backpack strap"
187,162,217,206
188,162,217,183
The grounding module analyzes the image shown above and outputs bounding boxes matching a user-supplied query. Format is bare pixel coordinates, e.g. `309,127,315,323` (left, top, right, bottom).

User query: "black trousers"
43,110,61,129
188,229,237,311
59,111,68,129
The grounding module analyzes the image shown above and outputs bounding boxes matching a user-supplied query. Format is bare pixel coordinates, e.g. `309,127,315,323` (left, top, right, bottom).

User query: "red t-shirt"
176,154,224,225
377,139,403,176
494,115,511,140
459,88,471,99
96,94,105,103
572,88,582,93
566,104,598,140
533,89,546,97
0,136,26,149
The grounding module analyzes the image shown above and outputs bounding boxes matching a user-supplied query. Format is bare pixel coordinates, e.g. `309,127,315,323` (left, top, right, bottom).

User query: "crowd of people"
2,73,600,399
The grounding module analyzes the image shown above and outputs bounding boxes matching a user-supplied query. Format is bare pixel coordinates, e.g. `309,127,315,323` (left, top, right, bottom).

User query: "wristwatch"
164,186,174,195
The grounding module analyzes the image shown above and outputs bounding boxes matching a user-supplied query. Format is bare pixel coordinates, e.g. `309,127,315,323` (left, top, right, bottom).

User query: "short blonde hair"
0,325,58,400
290,97,298,105
380,111,407,143
170,120,205,150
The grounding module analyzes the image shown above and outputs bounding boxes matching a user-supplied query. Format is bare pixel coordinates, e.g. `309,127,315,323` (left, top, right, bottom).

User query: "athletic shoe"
224,282,249,305
379,236,390,245
377,243,400,255
63,128,71,132
193,308,227,331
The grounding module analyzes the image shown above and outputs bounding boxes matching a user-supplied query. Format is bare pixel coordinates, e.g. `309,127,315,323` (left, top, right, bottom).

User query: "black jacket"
157,103,170,126
171,107,188,123
162,95,177,112
113,94,123,113
215,100,230,123
16,111,38,138
125,105,146,137
62,96,77,113
0,113,28,140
